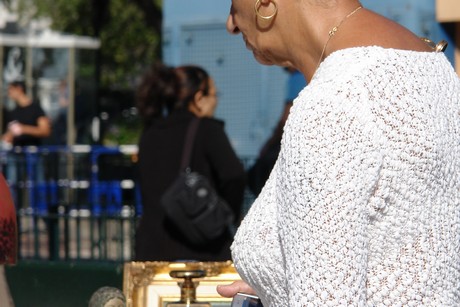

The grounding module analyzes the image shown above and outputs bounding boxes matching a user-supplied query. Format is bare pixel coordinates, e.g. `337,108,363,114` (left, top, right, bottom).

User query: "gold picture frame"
123,261,241,307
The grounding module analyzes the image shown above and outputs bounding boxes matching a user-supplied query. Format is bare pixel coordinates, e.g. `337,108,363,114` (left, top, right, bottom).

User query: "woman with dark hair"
134,63,246,261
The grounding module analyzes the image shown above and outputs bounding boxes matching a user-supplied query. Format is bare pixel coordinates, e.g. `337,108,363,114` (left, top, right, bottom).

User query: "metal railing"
1,145,255,263
1,145,141,262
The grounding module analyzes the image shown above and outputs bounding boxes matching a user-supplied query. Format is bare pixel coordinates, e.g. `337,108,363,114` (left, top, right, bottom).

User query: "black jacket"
135,110,246,261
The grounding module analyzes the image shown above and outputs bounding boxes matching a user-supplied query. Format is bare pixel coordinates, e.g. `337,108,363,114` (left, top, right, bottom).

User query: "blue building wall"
163,0,288,159
163,0,455,158
360,0,455,62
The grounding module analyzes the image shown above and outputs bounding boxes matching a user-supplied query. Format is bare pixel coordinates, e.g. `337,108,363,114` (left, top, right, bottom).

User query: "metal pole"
67,47,76,146
26,47,32,99
64,47,76,259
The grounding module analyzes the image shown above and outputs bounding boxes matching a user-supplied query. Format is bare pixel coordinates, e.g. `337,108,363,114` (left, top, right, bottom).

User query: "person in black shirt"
1,80,51,190
2,81,51,146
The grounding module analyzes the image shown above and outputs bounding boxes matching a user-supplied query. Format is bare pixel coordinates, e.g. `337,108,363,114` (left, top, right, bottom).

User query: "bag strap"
180,117,200,171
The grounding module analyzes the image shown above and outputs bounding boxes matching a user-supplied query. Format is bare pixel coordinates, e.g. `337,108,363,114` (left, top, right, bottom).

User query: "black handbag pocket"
161,171,234,245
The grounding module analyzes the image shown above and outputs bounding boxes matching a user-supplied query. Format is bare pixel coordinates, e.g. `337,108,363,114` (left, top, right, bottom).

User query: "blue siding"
163,0,454,158
361,0,455,62
163,21,287,157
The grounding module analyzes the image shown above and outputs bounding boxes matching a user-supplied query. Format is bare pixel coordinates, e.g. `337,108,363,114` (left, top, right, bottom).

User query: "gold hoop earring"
254,0,278,20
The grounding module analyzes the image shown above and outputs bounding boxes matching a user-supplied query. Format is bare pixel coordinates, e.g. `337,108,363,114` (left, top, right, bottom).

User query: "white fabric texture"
232,46,460,306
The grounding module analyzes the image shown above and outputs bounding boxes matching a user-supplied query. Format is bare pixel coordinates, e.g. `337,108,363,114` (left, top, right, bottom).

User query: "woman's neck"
16,95,32,107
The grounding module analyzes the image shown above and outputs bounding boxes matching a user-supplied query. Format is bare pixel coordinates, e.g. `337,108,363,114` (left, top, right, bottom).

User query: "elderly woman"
218,0,460,306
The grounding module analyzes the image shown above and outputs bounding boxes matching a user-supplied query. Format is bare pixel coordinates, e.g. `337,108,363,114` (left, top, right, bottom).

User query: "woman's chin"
253,53,275,66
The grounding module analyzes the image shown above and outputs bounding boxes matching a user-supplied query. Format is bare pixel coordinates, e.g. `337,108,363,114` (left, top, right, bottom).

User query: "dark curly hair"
136,63,211,127
175,65,210,106
136,62,179,127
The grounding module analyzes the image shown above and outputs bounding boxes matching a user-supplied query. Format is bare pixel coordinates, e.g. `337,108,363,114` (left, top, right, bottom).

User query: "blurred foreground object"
89,286,126,307
0,173,17,307
0,173,17,265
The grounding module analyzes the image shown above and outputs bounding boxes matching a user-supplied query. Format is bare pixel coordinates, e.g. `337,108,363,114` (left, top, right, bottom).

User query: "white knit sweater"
232,46,460,306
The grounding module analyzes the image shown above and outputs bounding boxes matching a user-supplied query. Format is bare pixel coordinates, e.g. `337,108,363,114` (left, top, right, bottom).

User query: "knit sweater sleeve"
232,47,460,306
278,79,383,305
232,76,384,306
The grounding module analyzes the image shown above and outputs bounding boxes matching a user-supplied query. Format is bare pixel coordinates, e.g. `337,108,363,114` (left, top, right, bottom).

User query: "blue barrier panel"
0,145,141,216
0,145,255,262
0,145,142,262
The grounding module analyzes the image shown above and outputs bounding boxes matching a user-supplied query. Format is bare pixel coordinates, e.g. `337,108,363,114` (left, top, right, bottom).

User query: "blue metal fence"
0,145,255,263
1,145,141,262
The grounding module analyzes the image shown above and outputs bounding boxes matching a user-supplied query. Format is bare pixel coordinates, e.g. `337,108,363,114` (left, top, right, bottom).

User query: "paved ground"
18,208,136,262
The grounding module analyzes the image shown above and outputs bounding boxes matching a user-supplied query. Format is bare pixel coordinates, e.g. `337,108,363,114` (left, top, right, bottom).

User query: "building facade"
164,0,457,158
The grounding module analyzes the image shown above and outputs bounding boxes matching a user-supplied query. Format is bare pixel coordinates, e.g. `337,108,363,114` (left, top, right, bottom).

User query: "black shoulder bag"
160,117,235,246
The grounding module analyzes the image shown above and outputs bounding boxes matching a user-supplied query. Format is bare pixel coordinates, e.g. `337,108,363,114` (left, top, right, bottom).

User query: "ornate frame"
123,261,241,307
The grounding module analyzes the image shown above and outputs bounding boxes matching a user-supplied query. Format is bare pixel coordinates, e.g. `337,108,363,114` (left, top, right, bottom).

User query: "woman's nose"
226,8,240,34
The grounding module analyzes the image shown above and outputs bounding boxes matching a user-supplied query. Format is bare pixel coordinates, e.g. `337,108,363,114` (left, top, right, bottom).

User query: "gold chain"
420,37,448,53
315,5,363,72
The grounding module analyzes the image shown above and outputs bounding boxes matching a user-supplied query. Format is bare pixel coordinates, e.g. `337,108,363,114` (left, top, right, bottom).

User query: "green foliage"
100,1,160,89
15,0,162,90
3,0,163,145
103,116,142,146
33,0,94,35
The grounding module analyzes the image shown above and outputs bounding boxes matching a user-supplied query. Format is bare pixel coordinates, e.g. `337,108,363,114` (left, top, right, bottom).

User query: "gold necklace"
315,5,363,72
420,37,448,53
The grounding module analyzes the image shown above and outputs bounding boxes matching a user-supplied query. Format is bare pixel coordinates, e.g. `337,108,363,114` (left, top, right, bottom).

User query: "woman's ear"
188,90,205,117
193,90,204,106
